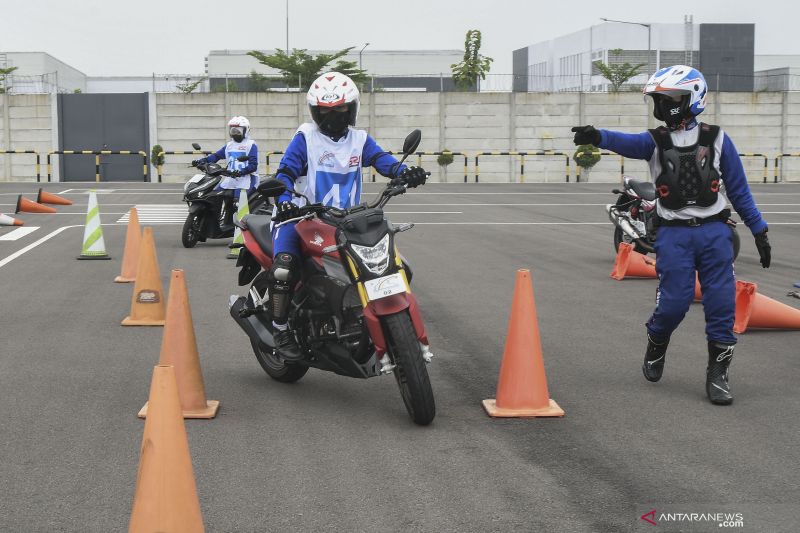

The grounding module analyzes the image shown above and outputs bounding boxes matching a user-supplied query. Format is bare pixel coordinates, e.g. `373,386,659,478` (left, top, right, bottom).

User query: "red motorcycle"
229,131,435,425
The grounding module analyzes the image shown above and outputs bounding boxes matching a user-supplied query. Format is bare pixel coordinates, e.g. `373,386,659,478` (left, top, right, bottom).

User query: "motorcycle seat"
628,179,657,201
240,214,273,258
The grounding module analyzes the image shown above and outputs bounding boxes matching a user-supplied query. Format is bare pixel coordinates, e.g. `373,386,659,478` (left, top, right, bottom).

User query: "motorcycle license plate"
364,273,407,301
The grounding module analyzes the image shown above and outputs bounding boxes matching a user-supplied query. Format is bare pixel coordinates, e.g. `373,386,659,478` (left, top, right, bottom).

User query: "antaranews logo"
639,508,745,529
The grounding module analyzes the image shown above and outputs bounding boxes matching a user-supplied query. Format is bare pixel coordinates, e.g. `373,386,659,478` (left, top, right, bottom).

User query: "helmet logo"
321,92,340,103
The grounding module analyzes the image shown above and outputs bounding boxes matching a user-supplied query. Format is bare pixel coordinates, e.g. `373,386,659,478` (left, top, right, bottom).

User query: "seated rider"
192,116,259,227
269,71,428,361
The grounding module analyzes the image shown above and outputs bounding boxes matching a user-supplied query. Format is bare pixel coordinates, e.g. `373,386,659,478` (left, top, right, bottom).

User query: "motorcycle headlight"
350,234,391,276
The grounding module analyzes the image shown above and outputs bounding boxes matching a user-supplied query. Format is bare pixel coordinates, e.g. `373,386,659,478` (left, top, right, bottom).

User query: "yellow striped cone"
227,188,250,259
77,190,110,260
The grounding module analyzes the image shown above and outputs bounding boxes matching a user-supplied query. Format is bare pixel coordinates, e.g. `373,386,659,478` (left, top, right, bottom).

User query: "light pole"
359,42,370,71
600,17,652,76
285,0,289,53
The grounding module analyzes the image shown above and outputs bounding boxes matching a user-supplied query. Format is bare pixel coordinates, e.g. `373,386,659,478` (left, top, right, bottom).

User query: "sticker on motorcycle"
364,272,407,301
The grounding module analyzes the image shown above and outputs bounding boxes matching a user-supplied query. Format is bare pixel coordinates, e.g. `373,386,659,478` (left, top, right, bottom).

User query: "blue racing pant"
272,221,301,258
647,221,736,345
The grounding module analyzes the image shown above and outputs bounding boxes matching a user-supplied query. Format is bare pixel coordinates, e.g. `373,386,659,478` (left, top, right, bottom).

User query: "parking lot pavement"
1,181,799,531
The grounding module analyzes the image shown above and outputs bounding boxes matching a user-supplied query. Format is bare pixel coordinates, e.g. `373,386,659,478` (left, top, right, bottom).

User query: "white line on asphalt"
759,211,800,214
0,227,39,241
0,225,79,269
384,211,463,214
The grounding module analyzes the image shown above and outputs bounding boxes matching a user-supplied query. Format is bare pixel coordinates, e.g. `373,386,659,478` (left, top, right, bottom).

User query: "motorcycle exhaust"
606,204,643,240
229,295,274,352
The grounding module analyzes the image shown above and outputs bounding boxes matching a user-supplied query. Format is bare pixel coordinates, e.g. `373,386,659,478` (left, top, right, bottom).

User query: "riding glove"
273,201,301,223
190,159,205,167
754,229,771,268
398,166,428,188
571,125,602,146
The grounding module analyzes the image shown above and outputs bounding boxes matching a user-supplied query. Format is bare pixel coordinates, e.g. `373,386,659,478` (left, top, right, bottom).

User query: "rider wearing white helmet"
571,65,771,406
267,71,428,360
192,116,259,227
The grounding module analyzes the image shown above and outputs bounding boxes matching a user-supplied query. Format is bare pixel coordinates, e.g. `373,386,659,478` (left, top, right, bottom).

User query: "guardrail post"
95,154,100,182
519,153,525,183
474,154,480,183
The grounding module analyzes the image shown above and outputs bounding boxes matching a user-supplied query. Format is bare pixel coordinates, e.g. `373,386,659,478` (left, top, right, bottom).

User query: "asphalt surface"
1,181,798,532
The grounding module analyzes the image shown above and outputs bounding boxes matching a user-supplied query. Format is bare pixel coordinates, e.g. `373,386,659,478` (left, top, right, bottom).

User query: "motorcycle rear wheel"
253,342,309,383
613,226,650,254
382,311,435,426
182,213,200,248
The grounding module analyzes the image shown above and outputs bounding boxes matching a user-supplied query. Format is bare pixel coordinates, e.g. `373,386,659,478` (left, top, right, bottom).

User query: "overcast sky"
3,0,795,76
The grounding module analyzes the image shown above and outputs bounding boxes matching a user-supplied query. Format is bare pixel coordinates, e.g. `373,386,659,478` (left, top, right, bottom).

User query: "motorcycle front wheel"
613,226,650,255
182,213,201,248
382,311,435,426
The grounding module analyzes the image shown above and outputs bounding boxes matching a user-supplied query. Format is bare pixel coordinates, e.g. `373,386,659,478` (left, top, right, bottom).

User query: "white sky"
3,0,796,76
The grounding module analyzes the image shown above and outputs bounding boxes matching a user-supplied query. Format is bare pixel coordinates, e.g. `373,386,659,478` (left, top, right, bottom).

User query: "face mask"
319,111,350,136
230,127,245,143
656,97,686,130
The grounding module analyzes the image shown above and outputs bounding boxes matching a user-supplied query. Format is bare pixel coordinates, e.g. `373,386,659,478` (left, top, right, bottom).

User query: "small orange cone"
37,188,73,206
15,195,56,214
129,365,205,533
694,273,703,301
122,227,166,326
610,242,657,280
115,207,142,283
139,269,219,419
0,213,23,226
734,280,800,333
483,269,564,418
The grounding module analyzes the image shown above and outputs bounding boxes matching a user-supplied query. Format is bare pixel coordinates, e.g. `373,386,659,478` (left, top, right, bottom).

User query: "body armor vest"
649,123,721,210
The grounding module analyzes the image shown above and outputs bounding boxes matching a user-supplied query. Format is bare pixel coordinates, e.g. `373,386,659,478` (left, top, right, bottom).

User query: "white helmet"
643,65,708,129
307,72,359,136
228,116,250,143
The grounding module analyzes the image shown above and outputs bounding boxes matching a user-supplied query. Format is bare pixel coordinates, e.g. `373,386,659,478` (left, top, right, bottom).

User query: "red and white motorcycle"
229,131,435,425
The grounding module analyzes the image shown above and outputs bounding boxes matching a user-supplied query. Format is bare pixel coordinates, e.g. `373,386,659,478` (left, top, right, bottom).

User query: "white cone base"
482,398,564,418
138,399,219,419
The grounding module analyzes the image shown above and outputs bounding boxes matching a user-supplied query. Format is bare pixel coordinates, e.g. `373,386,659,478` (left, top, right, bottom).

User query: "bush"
437,150,454,167
151,144,165,168
573,144,601,169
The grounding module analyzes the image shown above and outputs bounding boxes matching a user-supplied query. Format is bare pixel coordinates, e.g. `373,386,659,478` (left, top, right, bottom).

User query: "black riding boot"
706,342,734,405
643,333,670,382
270,269,303,361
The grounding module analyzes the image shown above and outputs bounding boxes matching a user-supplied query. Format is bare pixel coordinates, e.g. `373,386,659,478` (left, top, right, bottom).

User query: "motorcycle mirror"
257,178,287,198
236,155,249,162
402,129,422,155
192,143,202,150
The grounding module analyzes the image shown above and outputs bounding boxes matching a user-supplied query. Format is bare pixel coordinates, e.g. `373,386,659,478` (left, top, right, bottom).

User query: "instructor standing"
572,65,771,405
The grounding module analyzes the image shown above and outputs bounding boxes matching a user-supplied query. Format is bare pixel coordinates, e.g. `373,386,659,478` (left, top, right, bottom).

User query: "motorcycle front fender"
362,291,429,357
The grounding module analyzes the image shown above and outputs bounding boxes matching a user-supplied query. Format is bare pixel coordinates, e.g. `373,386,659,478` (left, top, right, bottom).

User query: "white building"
206,49,464,91
0,52,86,93
514,20,757,92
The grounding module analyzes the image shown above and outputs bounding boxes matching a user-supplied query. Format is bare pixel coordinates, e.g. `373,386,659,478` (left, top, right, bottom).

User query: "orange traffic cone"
139,270,219,419
482,269,565,418
610,242,657,280
694,273,702,301
734,280,800,333
115,207,142,283
15,195,56,214
37,188,73,206
0,213,23,226
129,365,205,533
122,227,166,326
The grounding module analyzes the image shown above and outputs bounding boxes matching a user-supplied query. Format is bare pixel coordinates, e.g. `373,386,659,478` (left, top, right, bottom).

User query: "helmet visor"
229,126,245,139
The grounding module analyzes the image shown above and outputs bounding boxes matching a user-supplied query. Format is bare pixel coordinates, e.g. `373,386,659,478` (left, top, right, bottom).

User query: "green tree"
151,144,165,169
593,49,646,92
247,48,368,91
0,66,18,93
451,30,493,90
176,77,206,94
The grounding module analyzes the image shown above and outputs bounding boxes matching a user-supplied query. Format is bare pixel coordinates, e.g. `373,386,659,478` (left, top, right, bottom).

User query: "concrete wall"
0,94,53,181
3,91,800,183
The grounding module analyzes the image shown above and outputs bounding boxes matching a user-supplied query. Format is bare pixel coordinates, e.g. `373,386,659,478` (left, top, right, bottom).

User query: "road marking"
117,204,188,224
0,225,80,269
0,227,39,241
759,211,800,214
384,211,463,214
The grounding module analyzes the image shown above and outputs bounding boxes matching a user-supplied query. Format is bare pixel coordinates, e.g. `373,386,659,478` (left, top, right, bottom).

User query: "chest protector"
649,123,721,210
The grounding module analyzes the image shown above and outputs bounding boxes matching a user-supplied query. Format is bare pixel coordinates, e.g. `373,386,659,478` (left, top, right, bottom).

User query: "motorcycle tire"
245,290,309,383
731,225,741,261
182,213,200,248
382,311,435,426
253,342,309,383
613,226,649,255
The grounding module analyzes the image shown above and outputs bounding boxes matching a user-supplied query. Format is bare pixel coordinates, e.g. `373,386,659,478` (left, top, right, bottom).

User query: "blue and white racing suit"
272,123,406,258
203,137,259,194
598,120,767,345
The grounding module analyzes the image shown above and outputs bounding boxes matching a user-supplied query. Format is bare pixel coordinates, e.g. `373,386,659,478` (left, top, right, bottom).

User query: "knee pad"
269,253,300,285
